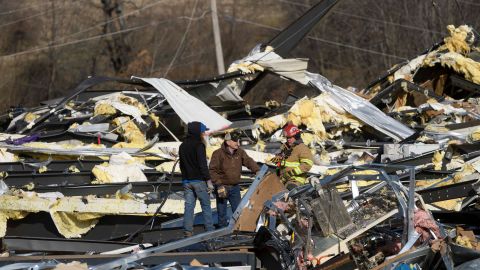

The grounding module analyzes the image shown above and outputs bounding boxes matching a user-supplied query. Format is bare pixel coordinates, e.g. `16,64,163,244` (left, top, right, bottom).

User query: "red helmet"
283,123,300,138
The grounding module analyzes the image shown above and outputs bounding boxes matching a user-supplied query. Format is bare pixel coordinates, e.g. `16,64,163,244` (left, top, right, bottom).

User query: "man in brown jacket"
209,132,260,227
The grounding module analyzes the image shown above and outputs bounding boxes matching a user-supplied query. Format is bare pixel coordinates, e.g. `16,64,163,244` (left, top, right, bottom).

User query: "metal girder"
0,160,101,173
375,246,432,269
449,74,480,99
431,211,480,226
370,79,444,109
417,179,478,203
2,169,252,195
90,165,270,270
267,0,339,57
0,251,256,269
17,77,130,134
3,172,94,187
30,182,180,196
240,0,340,97
5,212,172,241
2,237,136,254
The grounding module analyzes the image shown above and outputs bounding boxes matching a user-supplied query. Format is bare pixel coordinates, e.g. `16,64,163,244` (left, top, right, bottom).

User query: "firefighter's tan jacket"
280,143,313,184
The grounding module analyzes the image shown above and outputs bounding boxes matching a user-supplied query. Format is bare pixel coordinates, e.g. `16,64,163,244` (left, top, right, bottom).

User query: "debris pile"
0,0,479,268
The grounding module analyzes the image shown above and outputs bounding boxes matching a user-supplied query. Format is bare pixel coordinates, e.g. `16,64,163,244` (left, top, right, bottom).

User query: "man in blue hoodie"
179,121,214,237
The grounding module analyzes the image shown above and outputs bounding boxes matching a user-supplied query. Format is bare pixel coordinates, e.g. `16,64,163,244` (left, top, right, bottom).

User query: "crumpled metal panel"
307,72,415,141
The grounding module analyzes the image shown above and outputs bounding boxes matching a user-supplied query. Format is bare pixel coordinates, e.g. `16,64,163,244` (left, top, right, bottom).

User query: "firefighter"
273,123,314,190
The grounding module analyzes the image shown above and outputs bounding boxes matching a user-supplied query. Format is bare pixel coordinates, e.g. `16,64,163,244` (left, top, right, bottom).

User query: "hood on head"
187,122,208,138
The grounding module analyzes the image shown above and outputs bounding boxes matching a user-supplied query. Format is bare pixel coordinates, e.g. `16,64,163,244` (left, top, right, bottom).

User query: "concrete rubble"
0,1,480,269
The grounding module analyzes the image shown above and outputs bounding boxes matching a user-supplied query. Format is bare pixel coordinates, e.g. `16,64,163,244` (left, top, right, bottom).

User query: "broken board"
234,173,285,232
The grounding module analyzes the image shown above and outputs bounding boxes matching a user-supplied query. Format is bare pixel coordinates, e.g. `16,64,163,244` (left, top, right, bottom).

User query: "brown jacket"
209,143,260,185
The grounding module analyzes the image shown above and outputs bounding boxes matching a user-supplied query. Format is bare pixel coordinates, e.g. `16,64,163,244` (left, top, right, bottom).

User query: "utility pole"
210,0,225,74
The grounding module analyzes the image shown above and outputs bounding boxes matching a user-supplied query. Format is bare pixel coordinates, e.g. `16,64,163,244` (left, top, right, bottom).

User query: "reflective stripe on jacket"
281,143,313,184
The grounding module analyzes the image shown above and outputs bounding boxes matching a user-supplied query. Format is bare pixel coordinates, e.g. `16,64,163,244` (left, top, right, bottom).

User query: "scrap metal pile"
0,0,479,269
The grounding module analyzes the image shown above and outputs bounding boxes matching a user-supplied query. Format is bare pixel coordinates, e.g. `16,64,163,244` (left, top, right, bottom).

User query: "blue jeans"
183,181,214,233
216,184,241,228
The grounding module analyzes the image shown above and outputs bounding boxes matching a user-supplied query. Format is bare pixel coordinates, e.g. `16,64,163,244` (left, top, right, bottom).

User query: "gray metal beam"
91,165,269,270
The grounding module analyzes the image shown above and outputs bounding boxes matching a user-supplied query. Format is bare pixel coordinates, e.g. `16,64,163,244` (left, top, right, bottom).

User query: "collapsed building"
0,0,479,269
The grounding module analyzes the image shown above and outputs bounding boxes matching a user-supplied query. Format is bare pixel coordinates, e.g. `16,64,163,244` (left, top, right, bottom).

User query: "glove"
286,170,296,177
270,155,282,163
207,180,214,194
281,169,295,181
217,185,227,199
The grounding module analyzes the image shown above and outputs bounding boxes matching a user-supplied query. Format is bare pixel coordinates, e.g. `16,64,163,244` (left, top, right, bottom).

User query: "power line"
457,0,480,7
0,0,197,61
55,0,168,44
332,11,444,35
0,8,55,29
277,0,444,35
156,50,209,73
307,35,407,60
0,22,160,59
163,0,199,77
0,2,50,16
228,16,407,60
0,7,208,61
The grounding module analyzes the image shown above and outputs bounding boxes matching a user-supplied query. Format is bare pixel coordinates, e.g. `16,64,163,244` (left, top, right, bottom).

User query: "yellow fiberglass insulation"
23,141,105,151
94,103,117,116
68,123,79,130
265,100,280,109
118,94,148,115
92,163,111,183
24,112,39,123
69,165,80,173
301,133,315,146
227,62,264,74
112,117,146,147
114,190,135,200
314,95,362,132
155,161,179,173
287,98,327,140
206,145,220,159
453,163,475,182
23,182,34,190
92,152,148,184
53,261,88,270
432,151,445,170
38,166,48,173
469,128,480,142
255,139,266,152
456,236,474,249
254,95,361,142
414,178,464,210
432,198,463,211
0,148,18,162
336,180,379,193
0,211,29,237
150,113,160,128
50,211,103,239
318,150,330,164
255,114,286,134
441,25,473,55
416,178,463,210
438,52,480,85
